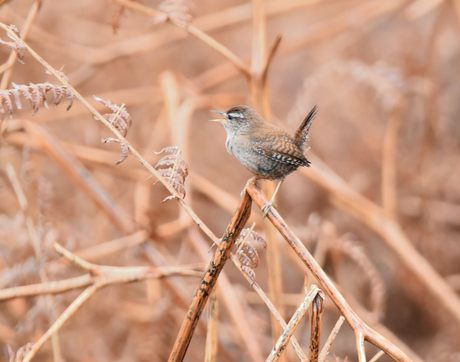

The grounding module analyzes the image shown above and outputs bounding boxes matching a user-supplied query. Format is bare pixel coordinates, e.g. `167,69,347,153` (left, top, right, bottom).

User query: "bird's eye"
227,112,244,120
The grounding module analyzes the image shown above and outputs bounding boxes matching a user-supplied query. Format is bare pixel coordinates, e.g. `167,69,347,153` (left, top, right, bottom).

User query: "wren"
211,105,316,216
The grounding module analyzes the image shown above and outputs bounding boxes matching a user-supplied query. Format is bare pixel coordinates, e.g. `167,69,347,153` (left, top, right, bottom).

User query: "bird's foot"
240,177,259,197
261,200,277,218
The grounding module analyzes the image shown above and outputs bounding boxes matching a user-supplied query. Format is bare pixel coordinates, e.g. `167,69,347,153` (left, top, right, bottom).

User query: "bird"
210,105,316,216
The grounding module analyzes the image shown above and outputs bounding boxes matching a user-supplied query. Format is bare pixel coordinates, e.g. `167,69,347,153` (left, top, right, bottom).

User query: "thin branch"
111,0,251,77
261,34,283,85
381,97,404,219
0,244,205,302
319,316,345,362
22,283,101,362
370,351,386,362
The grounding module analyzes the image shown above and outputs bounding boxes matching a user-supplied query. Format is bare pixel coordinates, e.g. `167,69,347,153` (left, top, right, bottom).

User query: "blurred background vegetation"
0,0,460,361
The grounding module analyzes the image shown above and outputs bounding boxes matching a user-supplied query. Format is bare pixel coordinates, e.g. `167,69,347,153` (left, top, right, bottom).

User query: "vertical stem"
308,291,325,362
250,0,285,350
168,191,252,362
381,98,403,220
204,285,219,362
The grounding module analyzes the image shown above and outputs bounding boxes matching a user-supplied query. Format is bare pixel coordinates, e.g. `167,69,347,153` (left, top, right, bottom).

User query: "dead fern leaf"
0,82,74,119
94,96,132,165
151,0,193,25
0,25,26,64
234,228,266,281
153,146,189,201
332,237,387,320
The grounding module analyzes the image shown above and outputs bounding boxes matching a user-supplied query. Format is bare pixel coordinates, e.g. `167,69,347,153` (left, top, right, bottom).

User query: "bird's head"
210,105,263,135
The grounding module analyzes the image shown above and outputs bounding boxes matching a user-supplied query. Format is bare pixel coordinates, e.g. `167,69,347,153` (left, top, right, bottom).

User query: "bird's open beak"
210,110,227,124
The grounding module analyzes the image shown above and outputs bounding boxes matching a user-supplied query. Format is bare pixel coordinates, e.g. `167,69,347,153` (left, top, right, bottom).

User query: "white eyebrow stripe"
228,112,244,118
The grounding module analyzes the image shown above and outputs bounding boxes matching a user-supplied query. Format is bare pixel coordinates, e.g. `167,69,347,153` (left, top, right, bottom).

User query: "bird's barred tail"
294,105,317,150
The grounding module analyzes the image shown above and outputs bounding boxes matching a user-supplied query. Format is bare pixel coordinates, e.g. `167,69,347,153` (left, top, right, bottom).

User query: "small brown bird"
211,105,316,215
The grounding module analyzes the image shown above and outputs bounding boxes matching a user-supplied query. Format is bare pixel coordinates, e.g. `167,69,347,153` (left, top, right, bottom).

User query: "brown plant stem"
309,291,325,362
381,98,404,219
318,316,345,362
22,283,101,362
168,191,252,362
204,285,219,362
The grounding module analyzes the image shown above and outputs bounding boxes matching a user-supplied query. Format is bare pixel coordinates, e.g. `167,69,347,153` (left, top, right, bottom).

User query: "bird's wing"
252,134,310,166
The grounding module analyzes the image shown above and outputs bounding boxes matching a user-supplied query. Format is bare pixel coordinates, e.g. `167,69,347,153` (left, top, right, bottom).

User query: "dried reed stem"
22,283,101,362
309,291,325,362
0,245,204,302
168,191,252,362
248,1,287,353
381,98,404,219
318,316,345,362
204,285,219,362
370,350,386,362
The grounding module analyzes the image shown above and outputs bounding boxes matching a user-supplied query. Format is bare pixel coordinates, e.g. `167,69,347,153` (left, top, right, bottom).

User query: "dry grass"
0,0,459,361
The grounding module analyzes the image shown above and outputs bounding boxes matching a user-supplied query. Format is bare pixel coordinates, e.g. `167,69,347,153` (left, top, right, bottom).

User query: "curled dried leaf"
94,96,132,137
331,237,386,320
0,33,26,64
94,96,132,164
154,146,189,201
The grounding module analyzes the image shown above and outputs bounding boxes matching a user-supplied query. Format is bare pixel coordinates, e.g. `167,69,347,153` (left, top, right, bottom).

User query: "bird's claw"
262,201,276,217
241,177,258,197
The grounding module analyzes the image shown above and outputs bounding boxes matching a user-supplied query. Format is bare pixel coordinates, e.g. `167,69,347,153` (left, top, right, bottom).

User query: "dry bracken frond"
333,237,387,320
154,146,189,201
151,0,193,25
0,257,39,289
11,343,33,362
0,24,26,64
94,96,132,164
234,228,266,281
288,60,414,126
0,82,74,119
